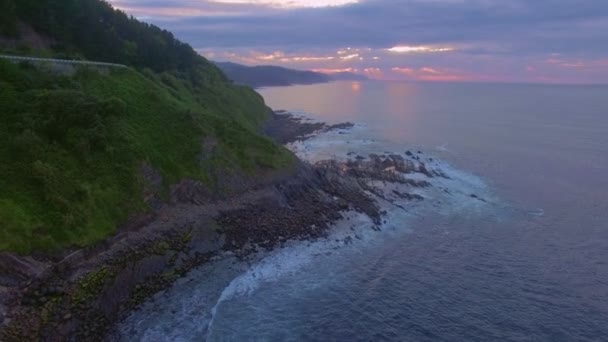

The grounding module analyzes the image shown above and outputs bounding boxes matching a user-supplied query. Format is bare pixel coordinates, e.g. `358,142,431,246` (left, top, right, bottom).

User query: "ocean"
115,81,608,341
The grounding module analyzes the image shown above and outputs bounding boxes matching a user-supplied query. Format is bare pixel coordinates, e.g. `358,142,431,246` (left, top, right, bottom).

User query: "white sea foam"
436,144,450,152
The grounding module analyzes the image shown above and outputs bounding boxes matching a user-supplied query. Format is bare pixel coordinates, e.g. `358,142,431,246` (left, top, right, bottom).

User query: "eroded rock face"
217,162,382,254
141,162,164,209
0,254,48,287
322,154,432,187
216,153,439,257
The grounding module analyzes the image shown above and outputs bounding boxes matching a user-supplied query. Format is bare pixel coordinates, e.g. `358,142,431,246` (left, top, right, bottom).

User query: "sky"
108,0,608,84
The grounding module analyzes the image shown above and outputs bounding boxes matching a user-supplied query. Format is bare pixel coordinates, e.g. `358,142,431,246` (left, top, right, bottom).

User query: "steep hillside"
0,0,294,254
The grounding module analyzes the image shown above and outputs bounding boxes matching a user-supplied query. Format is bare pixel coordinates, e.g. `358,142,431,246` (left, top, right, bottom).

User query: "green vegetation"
0,61,293,254
4,0,206,72
0,0,18,37
0,0,295,254
71,265,114,305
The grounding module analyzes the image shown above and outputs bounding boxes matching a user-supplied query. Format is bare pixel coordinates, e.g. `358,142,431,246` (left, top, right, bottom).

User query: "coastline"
0,110,442,341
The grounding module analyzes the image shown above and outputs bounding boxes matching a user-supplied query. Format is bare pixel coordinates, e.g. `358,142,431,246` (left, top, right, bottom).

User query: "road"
0,55,127,68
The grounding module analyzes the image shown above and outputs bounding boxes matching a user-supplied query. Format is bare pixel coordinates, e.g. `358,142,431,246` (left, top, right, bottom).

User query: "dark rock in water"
433,170,451,179
392,190,424,201
325,122,355,132
469,194,487,202
405,151,413,157
418,163,434,178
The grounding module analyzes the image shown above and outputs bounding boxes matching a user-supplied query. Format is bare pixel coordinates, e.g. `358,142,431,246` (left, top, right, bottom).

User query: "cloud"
420,67,440,74
208,0,360,9
387,46,454,54
312,67,357,73
110,0,608,83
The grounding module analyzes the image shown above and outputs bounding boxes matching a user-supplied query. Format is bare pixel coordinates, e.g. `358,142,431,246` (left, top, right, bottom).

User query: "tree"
0,0,18,37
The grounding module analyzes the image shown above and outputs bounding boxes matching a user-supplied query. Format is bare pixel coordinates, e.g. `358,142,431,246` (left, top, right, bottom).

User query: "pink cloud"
312,67,358,73
420,67,440,74
391,67,415,75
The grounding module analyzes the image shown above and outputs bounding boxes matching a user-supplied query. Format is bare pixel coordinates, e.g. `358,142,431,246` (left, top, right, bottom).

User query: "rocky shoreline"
264,110,354,144
0,111,435,341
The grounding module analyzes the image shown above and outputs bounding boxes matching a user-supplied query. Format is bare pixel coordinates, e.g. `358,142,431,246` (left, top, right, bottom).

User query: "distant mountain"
216,62,329,87
215,62,367,87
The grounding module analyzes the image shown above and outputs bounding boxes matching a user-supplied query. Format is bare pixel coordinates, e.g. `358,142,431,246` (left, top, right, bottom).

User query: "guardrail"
0,55,127,68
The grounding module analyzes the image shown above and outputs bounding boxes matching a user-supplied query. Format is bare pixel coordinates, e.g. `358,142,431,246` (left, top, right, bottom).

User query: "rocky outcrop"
0,254,48,287
264,111,354,144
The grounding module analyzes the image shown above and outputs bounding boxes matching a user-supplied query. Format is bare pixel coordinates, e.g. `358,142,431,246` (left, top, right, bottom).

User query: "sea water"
115,81,608,341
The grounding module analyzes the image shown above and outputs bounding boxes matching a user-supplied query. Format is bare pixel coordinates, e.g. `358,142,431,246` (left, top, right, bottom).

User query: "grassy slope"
0,61,294,254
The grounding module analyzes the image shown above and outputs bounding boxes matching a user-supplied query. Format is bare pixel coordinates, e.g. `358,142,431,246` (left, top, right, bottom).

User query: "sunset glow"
312,68,357,73
209,0,359,8
387,46,454,54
